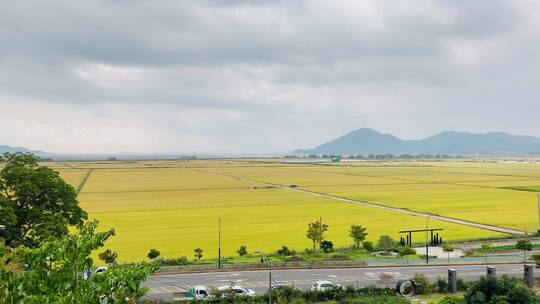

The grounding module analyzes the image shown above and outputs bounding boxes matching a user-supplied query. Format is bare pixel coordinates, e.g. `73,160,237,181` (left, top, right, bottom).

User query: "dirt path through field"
197,169,526,236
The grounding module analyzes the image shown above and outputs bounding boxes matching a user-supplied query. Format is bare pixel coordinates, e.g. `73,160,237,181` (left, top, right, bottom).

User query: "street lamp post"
254,251,272,304
425,216,430,264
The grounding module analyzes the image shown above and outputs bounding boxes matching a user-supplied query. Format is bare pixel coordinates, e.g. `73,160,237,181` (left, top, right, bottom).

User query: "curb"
152,262,525,276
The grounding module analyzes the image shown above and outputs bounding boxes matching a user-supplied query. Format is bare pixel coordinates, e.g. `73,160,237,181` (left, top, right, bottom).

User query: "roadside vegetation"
151,222,423,266
0,153,157,302
186,275,539,304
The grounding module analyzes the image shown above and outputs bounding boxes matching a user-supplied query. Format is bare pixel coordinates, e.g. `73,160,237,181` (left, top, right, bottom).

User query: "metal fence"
156,260,368,273
156,254,528,274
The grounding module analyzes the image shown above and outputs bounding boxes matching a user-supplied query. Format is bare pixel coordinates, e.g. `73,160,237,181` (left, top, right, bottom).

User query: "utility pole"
537,194,540,232
268,259,272,304
319,217,322,251
255,252,272,304
218,217,221,270
425,216,430,264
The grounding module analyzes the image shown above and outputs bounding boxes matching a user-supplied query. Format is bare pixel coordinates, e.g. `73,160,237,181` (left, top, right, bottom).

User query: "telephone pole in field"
537,194,540,232
218,217,222,270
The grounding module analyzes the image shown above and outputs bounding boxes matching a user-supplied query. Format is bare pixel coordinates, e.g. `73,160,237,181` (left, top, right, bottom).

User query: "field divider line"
76,168,94,195
195,170,525,236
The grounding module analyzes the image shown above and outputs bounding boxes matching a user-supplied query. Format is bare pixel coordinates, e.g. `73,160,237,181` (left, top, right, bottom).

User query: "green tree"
320,240,334,253
349,225,368,248
0,220,158,303
443,243,455,263
98,249,118,265
147,248,160,260
306,218,328,251
0,153,87,247
194,248,203,261
236,245,247,257
515,240,533,263
377,235,396,253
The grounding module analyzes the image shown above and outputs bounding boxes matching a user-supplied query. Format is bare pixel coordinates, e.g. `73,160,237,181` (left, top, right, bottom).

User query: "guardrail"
156,260,368,273
155,254,530,274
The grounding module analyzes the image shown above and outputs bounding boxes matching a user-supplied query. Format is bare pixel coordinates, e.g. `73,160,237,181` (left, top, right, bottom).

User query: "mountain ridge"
0,145,47,155
295,128,540,155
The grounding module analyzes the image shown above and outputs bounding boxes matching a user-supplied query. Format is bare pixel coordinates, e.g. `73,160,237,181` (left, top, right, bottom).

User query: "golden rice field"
46,159,540,261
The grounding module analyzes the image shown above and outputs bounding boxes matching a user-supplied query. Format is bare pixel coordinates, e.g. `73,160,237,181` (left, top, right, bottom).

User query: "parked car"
271,282,297,290
311,280,343,292
173,285,211,301
92,266,108,276
217,285,256,297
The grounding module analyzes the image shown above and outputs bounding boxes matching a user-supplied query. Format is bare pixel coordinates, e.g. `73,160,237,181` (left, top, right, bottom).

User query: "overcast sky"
1,0,540,154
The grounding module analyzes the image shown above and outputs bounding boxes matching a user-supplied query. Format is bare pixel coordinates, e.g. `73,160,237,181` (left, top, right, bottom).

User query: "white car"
217,285,256,297
311,280,343,292
92,266,108,276
173,285,211,301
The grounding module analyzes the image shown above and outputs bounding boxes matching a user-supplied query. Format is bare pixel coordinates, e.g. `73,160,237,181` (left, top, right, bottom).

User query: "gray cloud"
1,0,539,153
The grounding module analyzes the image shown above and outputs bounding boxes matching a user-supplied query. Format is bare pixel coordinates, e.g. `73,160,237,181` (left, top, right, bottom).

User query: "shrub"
237,245,248,257
436,276,448,293
158,256,189,265
464,275,539,304
456,277,471,292
194,248,203,261
399,247,416,257
362,241,374,252
320,240,334,253
277,246,295,256
147,248,160,260
376,235,396,252
412,273,434,295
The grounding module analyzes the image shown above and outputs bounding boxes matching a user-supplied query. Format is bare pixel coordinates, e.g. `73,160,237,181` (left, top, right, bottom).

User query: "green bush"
192,285,401,304
147,248,160,260
320,240,334,253
277,245,296,256
464,275,539,304
362,241,374,252
399,246,416,257
412,273,434,295
457,277,472,292
158,256,189,265
237,245,248,257
436,276,448,293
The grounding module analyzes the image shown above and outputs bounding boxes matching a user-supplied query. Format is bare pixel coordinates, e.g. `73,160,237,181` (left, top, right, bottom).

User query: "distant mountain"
0,145,47,155
295,128,540,155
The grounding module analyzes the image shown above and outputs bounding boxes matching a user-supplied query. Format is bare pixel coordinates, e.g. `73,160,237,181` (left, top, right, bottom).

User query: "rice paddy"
48,159,540,261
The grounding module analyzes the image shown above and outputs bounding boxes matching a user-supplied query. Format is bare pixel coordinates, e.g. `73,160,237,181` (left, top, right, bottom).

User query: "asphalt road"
143,264,535,302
